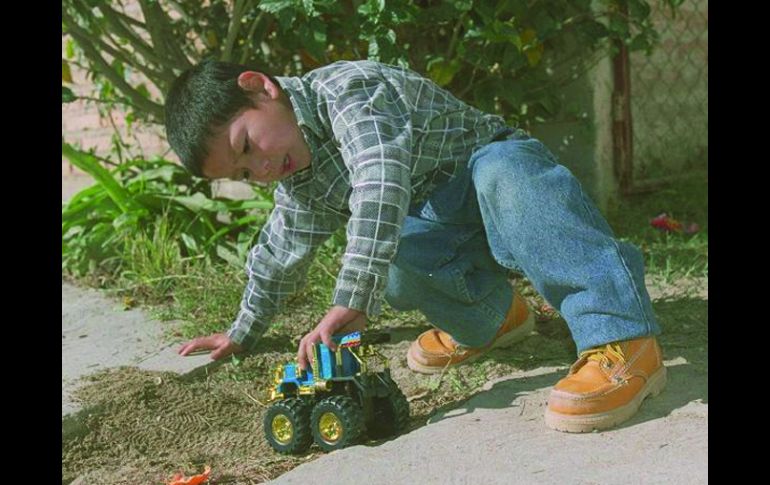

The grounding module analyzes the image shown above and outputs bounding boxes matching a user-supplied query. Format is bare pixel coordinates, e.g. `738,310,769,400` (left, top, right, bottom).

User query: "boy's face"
202,71,311,183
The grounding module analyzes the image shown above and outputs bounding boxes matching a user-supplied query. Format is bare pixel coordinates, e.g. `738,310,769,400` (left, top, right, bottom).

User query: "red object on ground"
650,213,683,233
166,465,211,485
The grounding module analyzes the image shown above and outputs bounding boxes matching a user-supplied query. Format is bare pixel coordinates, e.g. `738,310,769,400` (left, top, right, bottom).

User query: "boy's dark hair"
164,59,279,177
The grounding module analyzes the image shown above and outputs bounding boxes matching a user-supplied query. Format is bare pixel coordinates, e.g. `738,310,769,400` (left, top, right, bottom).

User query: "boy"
165,59,666,433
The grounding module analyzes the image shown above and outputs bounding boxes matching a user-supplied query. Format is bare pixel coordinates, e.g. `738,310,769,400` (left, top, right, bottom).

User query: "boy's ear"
237,71,280,100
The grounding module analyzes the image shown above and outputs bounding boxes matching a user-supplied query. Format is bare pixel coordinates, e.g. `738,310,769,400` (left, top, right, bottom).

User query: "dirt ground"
62,276,707,484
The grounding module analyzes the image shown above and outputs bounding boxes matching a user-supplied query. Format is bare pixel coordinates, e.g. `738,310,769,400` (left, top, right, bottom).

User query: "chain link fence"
630,0,708,180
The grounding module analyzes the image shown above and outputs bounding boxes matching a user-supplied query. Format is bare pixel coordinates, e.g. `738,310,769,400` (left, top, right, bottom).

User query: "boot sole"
406,312,536,375
544,365,667,433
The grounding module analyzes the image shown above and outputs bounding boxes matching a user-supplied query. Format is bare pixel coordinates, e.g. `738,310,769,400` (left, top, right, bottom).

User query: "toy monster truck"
263,331,410,454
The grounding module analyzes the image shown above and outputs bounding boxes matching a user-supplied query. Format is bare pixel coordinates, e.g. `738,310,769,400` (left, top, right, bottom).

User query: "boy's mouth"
282,154,293,175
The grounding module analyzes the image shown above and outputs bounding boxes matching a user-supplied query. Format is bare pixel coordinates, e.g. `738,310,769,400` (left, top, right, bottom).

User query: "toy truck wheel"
369,385,411,439
310,396,365,452
263,398,313,455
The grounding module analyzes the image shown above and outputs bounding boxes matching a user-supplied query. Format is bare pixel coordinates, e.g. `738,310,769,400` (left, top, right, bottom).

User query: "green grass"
606,169,708,282
107,230,348,343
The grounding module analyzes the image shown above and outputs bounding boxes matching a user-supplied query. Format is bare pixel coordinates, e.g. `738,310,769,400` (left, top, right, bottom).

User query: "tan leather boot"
406,290,535,374
545,336,667,433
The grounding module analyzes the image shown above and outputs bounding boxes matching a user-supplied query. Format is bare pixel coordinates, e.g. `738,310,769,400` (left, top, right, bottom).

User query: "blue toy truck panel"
278,363,314,393
318,340,361,379
319,345,333,379
334,331,361,376
276,331,363,392
342,350,359,375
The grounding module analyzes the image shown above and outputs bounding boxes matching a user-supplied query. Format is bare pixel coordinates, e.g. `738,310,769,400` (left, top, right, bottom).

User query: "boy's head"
165,59,311,183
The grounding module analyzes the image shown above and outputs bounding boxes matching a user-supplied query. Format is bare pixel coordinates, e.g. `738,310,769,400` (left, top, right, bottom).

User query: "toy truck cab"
263,331,410,454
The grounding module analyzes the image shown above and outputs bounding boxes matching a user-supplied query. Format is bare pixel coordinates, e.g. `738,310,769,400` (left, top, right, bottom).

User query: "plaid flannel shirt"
228,60,508,349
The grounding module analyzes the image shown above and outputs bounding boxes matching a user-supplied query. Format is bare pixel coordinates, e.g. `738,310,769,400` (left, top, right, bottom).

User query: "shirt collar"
275,76,324,139
275,76,321,189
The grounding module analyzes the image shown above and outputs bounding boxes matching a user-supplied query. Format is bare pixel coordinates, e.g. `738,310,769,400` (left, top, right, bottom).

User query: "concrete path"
61,281,211,416
269,361,707,485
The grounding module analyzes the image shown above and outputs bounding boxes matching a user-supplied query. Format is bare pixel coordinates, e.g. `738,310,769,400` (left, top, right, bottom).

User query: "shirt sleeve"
227,184,345,349
328,74,413,316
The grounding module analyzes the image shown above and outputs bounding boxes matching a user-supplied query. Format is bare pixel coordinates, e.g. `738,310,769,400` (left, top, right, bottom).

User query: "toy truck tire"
368,384,410,439
310,396,365,452
263,398,313,454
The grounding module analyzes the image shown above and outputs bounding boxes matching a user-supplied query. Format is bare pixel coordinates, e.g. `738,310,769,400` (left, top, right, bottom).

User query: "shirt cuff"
332,266,386,316
227,306,269,351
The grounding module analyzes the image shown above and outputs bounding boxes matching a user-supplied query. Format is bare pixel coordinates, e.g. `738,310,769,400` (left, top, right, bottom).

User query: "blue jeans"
384,129,661,353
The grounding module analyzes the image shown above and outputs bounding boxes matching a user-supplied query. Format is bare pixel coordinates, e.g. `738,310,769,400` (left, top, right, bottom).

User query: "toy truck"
263,331,410,454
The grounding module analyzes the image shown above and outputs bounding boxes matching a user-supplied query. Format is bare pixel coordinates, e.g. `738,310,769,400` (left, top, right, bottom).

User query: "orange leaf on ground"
166,465,211,485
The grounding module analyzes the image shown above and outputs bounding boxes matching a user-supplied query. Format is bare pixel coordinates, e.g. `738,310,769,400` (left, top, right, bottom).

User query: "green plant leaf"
628,0,652,20
65,38,75,59
216,243,243,267
62,60,73,84
227,199,274,211
62,143,141,214
113,212,141,231
167,193,228,213
138,165,179,183
358,0,385,16
258,0,294,14
427,57,461,87
609,16,630,37
62,86,77,103
205,215,261,246
301,0,316,16
181,233,200,254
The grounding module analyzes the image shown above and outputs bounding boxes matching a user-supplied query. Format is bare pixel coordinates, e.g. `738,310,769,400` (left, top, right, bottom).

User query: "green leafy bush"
62,143,274,276
62,0,673,127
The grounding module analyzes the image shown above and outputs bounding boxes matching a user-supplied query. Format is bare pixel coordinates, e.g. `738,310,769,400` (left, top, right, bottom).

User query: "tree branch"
138,1,181,82
69,16,171,89
138,0,193,71
221,0,250,62
97,4,168,68
162,1,205,64
446,14,466,60
179,34,203,65
99,32,172,87
63,19,164,122
164,0,196,24
239,11,266,64
111,7,149,30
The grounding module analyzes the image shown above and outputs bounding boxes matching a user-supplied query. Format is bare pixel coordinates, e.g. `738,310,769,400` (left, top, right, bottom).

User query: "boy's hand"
178,333,243,360
297,306,367,371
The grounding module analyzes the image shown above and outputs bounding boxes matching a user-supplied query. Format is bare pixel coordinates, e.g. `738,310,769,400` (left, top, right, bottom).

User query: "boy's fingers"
297,337,308,370
320,328,336,351
179,336,216,356
305,340,315,366
210,344,231,360
179,341,198,356
185,348,213,356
